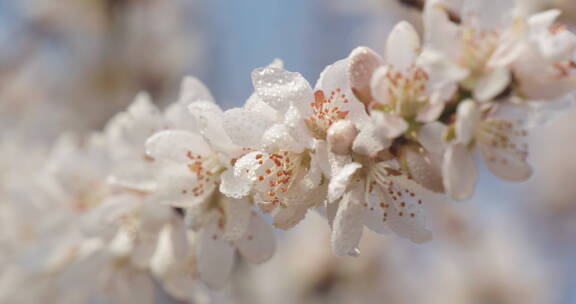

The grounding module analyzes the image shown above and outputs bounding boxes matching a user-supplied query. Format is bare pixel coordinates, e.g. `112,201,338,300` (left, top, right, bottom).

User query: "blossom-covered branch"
1,0,575,302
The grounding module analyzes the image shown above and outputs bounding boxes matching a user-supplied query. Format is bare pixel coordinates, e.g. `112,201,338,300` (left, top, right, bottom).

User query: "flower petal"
188,101,239,156
385,202,432,243
252,66,313,113
146,130,212,163
416,83,455,123
442,143,478,200
385,21,421,70
418,121,447,154
223,107,275,149
272,184,327,230
331,183,364,256
370,65,392,103
328,162,362,203
455,100,481,145
372,111,409,139
399,144,444,193
348,46,384,104
473,67,511,102
219,169,251,199
315,58,370,125
481,146,532,182
153,164,215,208
352,123,392,156
178,76,214,104
236,213,276,264
461,0,513,30
221,196,252,241
261,123,306,152
423,0,460,58
196,220,235,289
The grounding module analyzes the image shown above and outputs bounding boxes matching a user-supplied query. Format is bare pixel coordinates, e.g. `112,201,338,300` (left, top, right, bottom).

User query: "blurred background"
1,0,576,303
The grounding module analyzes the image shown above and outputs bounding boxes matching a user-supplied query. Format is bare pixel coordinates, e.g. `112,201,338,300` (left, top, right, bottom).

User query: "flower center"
250,151,304,206
304,89,349,139
373,65,429,119
185,151,222,197
477,119,529,165
459,27,499,84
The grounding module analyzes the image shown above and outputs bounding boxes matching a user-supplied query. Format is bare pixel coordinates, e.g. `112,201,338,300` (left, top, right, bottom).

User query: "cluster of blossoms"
1,0,575,302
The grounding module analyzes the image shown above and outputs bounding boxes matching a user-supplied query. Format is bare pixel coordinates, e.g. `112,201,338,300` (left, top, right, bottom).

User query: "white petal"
418,121,447,154
150,223,189,281
223,108,274,149
151,225,201,302
197,221,235,289
423,0,460,57
385,21,421,70
461,0,513,30
378,177,432,242
362,197,390,234
108,228,134,258
271,203,310,230
370,65,392,103
372,111,408,139
299,149,324,190
455,100,481,145
178,76,214,104
315,58,370,125
243,92,280,121
164,101,199,132
219,169,251,199
271,188,324,230
233,151,262,182
331,184,364,256
283,104,315,149
386,202,432,243
114,93,164,147
537,29,576,62
153,164,215,208
481,146,532,182
442,143,477,200
188,101,239,155
221,196,252,241
527,9,561,34
328,162,362,203
473,67,511,102
479,116,532,182
252,66,314,112
416,83,455,122
146,130,212,163
352,123,391,156
128,92,160,119
487,25,527,68
348,46,384,103
399,145,444,193
131,231,162,268
313,140,332,177
261,123,306,152
108,163,156,194
184,202,210,231
417,49,469,82
236,213,276,264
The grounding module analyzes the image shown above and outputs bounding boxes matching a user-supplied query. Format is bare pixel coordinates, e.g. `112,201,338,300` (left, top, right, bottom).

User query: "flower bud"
327,120,357,155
